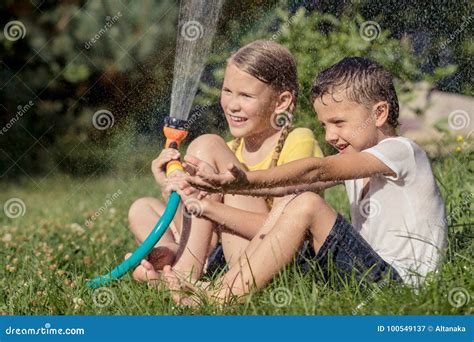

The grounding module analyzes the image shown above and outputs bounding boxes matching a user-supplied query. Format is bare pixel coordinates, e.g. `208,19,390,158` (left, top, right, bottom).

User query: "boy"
177,57,447,300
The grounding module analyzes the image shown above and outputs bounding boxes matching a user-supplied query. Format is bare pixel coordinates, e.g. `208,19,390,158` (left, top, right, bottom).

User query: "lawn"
0,146,472,315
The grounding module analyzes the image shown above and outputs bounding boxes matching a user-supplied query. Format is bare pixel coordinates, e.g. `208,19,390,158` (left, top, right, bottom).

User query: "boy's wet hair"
311,57,400,128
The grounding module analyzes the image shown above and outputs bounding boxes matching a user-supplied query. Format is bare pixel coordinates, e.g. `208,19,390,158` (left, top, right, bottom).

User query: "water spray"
86,0,223,289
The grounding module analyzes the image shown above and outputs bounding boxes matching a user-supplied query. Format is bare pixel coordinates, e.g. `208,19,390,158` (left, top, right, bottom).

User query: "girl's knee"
187,134,226,156
288,192,326,218
128,197,158,222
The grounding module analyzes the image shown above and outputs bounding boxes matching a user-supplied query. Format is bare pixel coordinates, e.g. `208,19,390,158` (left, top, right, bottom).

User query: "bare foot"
146,245,176,270
124,253,161,283
162,265,201,307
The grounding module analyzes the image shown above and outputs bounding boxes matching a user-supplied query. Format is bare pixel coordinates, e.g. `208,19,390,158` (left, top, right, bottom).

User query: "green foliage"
0,0,470,177
0,0,178,178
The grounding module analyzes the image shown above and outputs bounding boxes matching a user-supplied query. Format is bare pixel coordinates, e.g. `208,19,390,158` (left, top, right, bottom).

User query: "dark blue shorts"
206,243,227,276
299,213,402,284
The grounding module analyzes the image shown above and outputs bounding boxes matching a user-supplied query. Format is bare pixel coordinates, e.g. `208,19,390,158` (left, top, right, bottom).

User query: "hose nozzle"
163,116,189,176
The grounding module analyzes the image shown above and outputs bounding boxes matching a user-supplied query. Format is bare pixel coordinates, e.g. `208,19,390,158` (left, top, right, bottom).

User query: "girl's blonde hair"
228,40,299,168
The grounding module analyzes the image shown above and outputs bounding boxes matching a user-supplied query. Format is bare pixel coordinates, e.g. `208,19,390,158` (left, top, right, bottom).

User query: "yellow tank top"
227,127,324,207
227,127,324,171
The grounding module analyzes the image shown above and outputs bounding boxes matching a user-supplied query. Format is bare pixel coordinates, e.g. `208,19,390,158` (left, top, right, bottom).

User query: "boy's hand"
184,155,249,192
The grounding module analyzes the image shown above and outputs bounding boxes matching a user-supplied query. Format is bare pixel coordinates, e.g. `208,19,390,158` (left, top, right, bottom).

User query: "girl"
125,40,323,286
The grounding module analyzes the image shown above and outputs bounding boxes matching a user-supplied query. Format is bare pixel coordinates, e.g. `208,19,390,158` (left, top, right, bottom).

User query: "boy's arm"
248,153,395,187
215,180,341,197
186,153,395,193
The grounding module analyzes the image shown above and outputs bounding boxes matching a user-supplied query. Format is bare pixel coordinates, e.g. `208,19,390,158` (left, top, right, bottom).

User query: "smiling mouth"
336,144,349,152
228,114,248,123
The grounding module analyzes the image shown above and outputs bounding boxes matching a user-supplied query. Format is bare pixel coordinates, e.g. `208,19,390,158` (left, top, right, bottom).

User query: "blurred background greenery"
0,0,472,179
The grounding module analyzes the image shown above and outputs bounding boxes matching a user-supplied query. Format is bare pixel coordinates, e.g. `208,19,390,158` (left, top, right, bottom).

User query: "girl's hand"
161,172,186,199
176,179,208,218
184,155,249,193
151,148,181,195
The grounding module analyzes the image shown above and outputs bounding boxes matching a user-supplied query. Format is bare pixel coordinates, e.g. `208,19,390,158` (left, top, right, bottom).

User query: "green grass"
0,149,472,316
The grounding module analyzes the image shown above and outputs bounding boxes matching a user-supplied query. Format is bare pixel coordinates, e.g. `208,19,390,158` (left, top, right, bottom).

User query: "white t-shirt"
344,137,447,286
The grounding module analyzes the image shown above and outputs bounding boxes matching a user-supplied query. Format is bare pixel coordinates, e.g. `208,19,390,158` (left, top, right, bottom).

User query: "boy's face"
313,92,379,153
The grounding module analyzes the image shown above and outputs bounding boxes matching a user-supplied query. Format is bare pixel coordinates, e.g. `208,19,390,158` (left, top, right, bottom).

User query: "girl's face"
220,63,277,138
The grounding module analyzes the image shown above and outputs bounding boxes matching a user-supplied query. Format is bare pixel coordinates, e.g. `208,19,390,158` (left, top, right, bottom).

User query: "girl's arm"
200,199,267,240
186,153,394,192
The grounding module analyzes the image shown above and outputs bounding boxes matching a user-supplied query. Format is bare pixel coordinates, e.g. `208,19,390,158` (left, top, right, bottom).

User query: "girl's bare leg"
209,192,337,300
221,194,269,267
126,197,183,281
172,134,268,281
